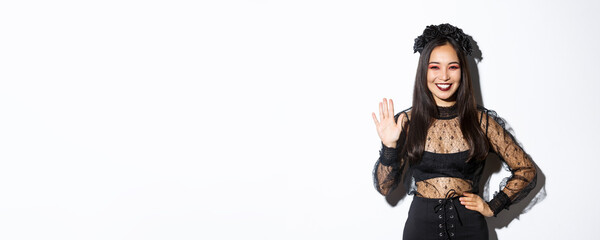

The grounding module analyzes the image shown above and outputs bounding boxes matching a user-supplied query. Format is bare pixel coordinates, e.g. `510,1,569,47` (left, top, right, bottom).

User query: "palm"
372,98,404,148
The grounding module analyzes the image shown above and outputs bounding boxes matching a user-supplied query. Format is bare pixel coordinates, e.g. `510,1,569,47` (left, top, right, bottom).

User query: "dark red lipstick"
435,83,452,91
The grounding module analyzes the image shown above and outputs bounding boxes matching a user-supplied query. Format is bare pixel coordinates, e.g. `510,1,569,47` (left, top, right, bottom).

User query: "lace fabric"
372,105,537,216
482,108,537,215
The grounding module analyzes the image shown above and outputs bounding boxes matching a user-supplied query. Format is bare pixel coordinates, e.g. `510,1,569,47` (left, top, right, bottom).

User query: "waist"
414,177,474,199
414,193,462,200
414,186,465,199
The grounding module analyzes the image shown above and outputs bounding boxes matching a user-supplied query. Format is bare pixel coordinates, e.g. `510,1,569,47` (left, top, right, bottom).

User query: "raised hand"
372,98,404,148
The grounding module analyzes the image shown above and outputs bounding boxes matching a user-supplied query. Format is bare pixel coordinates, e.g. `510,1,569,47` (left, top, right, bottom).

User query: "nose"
440,69,450,81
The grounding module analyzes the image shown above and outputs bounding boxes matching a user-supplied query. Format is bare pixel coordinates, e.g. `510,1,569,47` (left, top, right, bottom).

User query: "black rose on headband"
413,23,473,56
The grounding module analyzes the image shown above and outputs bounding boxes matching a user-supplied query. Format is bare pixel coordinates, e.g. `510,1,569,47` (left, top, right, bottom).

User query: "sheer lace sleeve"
373,111,410,196
480,109,537,216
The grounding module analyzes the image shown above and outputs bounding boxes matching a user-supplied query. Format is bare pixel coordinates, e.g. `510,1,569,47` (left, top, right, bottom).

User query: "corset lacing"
433,189,463,239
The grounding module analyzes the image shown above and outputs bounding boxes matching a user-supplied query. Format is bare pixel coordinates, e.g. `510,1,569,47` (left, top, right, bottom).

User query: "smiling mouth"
436,83,452,91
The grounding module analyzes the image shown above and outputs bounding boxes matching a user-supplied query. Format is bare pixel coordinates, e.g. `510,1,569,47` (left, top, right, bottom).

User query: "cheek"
452,70,461,80
427,71,436,82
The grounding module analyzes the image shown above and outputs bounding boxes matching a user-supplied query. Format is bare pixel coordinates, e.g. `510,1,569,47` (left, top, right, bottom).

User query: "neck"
435,104,458,119
434,99,457,107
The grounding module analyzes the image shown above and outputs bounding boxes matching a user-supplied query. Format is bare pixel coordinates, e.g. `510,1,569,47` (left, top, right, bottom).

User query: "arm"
482,109,537,217
373,112,409,196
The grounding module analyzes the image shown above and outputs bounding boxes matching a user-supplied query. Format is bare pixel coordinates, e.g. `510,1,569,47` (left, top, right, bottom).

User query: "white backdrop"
1,0,598,239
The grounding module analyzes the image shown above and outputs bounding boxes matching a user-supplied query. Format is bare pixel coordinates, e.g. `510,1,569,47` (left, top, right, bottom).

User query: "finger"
379,102,384,120
464,193,481,201
464,202,479,208
388,98,395,120
464,205,479,211
372,112,380,126
460,198,476,205
461,193,478,201
382,98,389,119
397,112,405,128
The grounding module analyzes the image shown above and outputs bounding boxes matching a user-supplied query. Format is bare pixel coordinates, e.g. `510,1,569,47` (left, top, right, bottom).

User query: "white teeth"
436,83,451,89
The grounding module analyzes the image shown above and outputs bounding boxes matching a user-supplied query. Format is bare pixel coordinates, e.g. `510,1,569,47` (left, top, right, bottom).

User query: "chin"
432,93,458,104
435,93,456,101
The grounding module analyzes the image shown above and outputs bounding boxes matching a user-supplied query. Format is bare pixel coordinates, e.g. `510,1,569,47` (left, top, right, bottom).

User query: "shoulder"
394,107,412,124
475,105,508,134
476,105,504,123
476,104,490,119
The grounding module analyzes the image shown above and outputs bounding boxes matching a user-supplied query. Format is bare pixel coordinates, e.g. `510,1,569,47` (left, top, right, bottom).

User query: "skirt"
403,195,488,240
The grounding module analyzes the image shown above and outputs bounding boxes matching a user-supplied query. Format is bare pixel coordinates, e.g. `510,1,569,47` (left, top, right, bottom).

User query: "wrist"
379,142,399,166
382,141,397,148
486,191,511,217
483,203,494,217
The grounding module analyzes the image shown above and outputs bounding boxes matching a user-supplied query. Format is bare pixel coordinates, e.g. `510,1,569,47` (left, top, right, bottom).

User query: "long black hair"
402,36,489,165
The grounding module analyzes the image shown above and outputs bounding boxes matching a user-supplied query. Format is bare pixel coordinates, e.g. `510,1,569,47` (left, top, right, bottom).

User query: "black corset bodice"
410,150,485,194
413,151,480,181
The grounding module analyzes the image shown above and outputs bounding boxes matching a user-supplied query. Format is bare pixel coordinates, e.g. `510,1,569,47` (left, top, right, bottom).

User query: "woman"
371,23,537,240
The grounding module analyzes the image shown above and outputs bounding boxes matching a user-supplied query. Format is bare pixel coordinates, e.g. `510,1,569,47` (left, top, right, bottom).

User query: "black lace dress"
372,104,537,240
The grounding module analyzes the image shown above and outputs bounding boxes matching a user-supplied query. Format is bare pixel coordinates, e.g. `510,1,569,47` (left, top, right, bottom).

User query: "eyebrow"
428,61,460,65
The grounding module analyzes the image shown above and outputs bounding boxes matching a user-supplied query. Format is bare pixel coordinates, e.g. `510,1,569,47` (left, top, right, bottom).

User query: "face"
426,43,461,107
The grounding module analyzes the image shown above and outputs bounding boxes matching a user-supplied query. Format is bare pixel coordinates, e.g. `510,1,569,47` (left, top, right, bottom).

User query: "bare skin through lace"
416,177,473,198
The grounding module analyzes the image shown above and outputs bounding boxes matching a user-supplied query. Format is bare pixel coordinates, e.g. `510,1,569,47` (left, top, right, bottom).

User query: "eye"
429,65,439,70
449,65,460,70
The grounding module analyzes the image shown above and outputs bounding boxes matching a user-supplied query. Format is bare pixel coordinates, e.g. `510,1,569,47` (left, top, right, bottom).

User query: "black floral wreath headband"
413,23,473,56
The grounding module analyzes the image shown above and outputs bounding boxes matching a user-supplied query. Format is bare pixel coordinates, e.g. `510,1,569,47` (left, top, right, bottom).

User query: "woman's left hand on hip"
459,192,493,217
